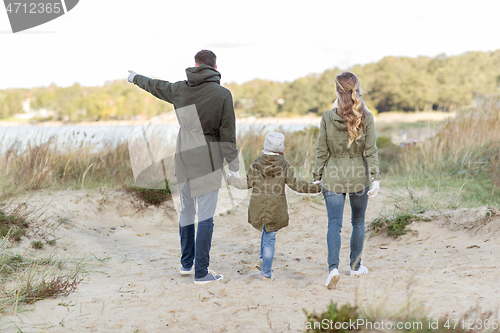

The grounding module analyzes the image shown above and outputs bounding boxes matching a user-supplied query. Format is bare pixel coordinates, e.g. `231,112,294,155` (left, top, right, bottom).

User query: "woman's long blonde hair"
335,72,367,147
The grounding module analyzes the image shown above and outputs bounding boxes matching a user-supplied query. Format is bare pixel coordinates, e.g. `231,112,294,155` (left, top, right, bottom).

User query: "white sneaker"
350,265,368,276
325,268,340,289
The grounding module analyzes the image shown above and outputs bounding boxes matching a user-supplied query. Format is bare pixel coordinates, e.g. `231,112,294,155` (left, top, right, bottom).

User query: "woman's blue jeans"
323,186,369,272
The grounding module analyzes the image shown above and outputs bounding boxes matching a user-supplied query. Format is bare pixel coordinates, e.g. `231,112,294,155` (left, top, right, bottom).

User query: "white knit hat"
263,132,285,154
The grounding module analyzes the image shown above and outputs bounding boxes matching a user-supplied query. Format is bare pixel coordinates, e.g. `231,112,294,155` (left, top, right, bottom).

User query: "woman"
313,72,381,289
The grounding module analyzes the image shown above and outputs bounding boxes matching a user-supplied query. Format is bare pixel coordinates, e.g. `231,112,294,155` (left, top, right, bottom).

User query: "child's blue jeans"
259,226,277,278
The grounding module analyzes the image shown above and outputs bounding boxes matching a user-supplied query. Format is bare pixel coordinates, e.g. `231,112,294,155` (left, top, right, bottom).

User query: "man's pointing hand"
127,70,137,83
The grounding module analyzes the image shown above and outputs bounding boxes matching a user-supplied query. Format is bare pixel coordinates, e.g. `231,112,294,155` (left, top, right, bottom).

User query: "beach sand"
1,188,499,332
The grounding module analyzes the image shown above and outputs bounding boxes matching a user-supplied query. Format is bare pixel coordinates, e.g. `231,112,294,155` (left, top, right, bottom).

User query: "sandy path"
1,189,499,332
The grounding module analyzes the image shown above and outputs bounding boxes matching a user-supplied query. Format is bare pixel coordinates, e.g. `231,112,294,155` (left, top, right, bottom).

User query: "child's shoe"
261,271,276,281
325,268,340,289
255,258,263,271
350,265,368,276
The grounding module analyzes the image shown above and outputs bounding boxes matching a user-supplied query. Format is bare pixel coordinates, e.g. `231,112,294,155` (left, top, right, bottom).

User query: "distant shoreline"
0,112,455,127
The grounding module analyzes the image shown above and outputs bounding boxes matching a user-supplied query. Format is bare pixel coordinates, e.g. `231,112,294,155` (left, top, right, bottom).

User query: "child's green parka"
229,154,320,232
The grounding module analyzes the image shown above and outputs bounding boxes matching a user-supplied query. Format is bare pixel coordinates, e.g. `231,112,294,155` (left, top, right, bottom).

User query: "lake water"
0,123,316,152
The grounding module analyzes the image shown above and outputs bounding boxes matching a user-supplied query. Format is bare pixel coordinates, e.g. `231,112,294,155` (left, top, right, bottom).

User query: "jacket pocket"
328,135,349,157
350,134,366,156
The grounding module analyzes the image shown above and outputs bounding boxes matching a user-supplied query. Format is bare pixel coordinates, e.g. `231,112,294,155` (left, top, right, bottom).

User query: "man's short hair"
195,50,217,68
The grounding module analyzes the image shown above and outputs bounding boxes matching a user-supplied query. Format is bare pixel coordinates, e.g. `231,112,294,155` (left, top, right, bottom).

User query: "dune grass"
395,97,500,208
0,132,133,198
0,98,497,211
0,205,29,242
0,200,85,314
0,234,85,313
1,100,498,210
237,126,319,179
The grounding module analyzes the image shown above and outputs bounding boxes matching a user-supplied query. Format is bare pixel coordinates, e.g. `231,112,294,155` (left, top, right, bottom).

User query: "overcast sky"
1,0,499,89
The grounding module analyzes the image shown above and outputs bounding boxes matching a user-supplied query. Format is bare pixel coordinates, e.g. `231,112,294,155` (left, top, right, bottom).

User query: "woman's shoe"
325,268,340,289
350,265,368,276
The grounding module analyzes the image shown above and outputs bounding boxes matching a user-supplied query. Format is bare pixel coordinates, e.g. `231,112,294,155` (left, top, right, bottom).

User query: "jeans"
178,181,219,279
259,226,277,278
323,186,369,272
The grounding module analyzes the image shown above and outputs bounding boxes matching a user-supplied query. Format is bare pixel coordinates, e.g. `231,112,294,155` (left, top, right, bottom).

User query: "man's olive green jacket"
133,64,238,197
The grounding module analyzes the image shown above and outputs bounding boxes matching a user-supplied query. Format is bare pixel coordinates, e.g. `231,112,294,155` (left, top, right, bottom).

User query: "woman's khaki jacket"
313,108,381,193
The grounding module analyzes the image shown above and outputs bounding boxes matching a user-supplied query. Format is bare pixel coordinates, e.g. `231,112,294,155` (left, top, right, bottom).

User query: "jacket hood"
328,108,348,131
254,154,288,178
185,64,221,86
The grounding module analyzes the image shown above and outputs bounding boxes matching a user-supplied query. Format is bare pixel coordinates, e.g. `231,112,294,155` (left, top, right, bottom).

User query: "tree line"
1,50,499,121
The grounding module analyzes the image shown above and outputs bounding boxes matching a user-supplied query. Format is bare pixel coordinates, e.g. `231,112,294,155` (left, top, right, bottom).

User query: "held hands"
227,169,240,179
312,180,323,196
127,70,137,83
367,181,380,198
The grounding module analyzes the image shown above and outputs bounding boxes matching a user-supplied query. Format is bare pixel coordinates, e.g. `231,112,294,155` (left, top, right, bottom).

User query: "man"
127,50,239,284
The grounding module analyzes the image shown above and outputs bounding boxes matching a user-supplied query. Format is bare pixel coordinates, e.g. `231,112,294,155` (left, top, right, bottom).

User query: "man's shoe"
194,269,223,285
180,267,193,275
325,268,340,289
350,265,368,276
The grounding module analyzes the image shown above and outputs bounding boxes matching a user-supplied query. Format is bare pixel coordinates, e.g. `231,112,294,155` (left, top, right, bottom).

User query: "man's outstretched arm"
127,70,174,104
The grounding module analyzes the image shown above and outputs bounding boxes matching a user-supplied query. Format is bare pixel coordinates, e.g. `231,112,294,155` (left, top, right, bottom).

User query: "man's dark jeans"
178,181,218,279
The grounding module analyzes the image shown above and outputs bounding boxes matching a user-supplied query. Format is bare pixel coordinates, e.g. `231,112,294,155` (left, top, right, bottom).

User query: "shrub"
124,186,171,207
370,213,431,237
0,206,29,242
31,240,44,250
305,302,360,333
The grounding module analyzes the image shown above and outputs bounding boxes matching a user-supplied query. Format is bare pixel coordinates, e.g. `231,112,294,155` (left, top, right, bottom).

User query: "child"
228,132,321,279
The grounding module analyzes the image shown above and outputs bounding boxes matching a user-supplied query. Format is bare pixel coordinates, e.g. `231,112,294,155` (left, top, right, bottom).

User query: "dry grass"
0,204,29,243
400,96,500,206
0,132,133,197
0,198,52,245
0,236,85,313
0,102,497,208
237,127,319,179
0,193,84,314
